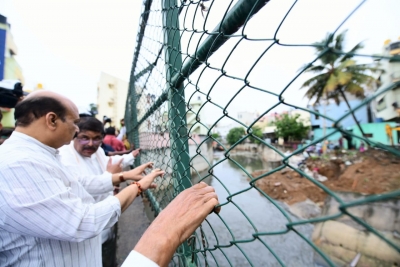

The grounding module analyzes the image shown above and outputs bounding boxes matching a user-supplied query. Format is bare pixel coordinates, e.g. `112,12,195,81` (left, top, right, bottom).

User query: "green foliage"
211,133,220,140
301,30,382,105
274,114,309,141
226,126,263,145
250,126,263,144
227,127,245,145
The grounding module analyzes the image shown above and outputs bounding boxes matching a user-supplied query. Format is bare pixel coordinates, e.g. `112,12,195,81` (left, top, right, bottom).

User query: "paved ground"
115,184,153,267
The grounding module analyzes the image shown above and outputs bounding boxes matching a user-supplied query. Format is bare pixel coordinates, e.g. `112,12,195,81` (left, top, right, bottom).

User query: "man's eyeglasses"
76,137,102,145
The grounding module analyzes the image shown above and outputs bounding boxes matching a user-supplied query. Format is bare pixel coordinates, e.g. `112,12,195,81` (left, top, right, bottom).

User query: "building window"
389,41,400,54
376,97,387,112
363,133,373,138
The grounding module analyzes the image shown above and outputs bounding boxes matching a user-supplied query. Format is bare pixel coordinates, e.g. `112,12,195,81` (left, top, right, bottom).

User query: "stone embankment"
251,149,400,267
313,192,400,267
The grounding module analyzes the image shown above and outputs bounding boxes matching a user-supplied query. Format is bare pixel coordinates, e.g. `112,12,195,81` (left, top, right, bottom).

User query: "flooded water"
194,152,315,267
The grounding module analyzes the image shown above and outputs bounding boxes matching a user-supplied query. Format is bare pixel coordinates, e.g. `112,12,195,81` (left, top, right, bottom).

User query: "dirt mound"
253,169,327,205
254,149,400,205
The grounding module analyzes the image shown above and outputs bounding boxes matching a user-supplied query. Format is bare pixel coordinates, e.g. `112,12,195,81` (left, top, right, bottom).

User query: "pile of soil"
253,149,400,205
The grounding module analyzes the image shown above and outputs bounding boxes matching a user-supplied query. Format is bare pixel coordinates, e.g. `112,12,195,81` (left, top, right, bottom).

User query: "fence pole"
162,0,194,265
125,0,154,163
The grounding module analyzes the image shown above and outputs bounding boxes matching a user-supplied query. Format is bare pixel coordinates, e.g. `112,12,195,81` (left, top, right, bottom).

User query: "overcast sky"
0,0,399,125
0,0,142,110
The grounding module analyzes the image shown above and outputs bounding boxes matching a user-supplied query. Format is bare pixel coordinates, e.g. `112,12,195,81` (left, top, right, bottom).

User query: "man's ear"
45,112,58,130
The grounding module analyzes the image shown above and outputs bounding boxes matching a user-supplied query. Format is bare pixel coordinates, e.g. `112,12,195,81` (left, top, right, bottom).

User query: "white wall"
96,72,128,126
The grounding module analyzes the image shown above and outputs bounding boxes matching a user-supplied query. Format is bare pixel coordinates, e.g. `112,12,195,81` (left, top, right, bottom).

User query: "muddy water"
196,152,316,267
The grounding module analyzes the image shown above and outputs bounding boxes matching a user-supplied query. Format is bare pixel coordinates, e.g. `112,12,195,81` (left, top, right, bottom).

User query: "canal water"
196,151,315,267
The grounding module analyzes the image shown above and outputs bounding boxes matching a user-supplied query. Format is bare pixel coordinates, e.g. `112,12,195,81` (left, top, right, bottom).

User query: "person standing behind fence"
117,118,131,150
104,126,125,151
117,118,126,141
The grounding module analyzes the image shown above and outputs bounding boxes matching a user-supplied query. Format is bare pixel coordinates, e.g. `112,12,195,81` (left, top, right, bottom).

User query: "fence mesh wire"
125,0,400,266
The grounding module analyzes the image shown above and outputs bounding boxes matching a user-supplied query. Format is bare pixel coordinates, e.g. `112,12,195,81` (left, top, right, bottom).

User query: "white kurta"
117,126,127,141
122,250,159,267
57,144,160,267
58,142,134,202
58,141,135,243
0,132,121,267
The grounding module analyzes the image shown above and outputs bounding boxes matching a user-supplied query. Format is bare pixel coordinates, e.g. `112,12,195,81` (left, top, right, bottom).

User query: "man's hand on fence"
132,148,141,157
115,168,163,213
121,162,154,181
134,182,220,267
136,168,163,191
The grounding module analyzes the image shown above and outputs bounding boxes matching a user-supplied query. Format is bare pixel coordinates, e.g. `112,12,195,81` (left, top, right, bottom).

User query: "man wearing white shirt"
0,90,221,267
59,117,140,202
117,118,127,141
58,117,140,244
0,91,163,267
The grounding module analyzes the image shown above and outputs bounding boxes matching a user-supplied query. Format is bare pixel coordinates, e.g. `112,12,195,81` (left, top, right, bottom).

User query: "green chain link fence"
125,0,400,266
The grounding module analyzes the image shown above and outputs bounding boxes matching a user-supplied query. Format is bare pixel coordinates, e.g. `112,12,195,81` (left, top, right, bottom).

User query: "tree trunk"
339,90,371,146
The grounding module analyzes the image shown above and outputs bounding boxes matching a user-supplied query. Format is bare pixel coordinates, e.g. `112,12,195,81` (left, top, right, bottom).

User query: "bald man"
0,91,220,267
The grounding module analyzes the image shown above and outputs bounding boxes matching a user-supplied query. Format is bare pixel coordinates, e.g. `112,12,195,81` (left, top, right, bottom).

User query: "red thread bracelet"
131,182,142,196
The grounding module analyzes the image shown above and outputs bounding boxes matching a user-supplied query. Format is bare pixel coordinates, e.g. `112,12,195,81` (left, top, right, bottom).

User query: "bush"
227,127,245,145
274,114,309,141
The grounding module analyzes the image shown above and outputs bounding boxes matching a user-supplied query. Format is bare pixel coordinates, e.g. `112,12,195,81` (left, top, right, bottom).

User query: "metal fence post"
125,0,154,164
162,0,194,265
162,0,192,199
125,82,140,165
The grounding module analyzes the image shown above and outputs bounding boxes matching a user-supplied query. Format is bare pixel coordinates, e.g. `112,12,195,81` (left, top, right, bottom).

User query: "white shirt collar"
11,131,59,156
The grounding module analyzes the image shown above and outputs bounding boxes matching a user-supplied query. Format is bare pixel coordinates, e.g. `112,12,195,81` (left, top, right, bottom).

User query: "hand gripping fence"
125,0,400,266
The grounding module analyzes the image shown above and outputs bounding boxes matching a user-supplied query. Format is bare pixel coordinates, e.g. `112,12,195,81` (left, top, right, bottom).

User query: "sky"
0,0,399,125
0,0,142,110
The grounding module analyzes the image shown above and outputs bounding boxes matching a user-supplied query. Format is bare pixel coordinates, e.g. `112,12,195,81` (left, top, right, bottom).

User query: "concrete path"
115,186,152,267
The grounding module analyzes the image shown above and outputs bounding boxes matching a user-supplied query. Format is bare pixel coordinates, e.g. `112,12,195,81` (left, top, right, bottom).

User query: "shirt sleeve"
77,171,114,196
121,251,159,267
111,153,135,169
0,159,121,242
59,148,114,195
116,127,126,141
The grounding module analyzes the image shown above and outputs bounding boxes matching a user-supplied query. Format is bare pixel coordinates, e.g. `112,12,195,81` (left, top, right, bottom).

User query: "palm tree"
301,31,382,140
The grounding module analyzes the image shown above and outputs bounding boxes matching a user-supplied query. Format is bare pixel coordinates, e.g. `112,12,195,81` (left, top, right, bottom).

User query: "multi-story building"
374,38,400,122
186,95,208,135
96,72,128,126
308,96,370,130
0,14,25,128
